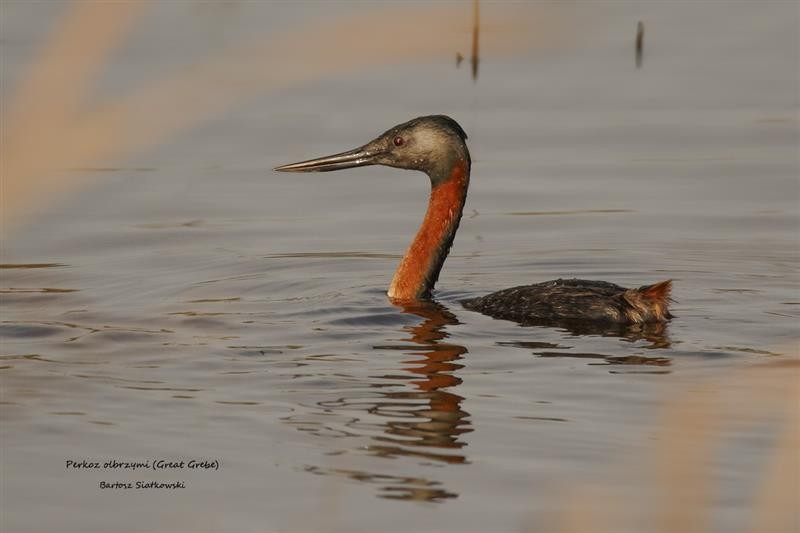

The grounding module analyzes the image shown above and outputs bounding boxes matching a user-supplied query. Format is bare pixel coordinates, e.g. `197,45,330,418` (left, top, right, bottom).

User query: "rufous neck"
387,159,470,301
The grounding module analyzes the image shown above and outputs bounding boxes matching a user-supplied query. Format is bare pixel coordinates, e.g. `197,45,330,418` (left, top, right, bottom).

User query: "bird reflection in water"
301,300,471,503
525,318,672,349
369,300,472,464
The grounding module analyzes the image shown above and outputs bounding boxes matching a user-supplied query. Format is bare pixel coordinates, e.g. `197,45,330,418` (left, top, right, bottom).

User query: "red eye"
393,136,404,147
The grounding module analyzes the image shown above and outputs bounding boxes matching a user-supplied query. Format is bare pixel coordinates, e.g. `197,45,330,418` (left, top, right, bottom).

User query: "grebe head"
274,115,470,184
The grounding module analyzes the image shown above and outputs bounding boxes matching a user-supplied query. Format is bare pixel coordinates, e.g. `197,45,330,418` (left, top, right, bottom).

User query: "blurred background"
1,2,798,532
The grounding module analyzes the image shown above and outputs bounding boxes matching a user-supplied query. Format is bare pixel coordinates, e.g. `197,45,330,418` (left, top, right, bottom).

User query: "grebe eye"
393,136,404,147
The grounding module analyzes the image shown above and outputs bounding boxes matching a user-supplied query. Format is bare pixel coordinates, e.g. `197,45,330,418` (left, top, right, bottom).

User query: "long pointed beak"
273,146,379,173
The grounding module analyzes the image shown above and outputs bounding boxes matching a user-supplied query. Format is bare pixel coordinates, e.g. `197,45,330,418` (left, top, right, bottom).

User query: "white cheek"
413,129,442,153
408,129,448,163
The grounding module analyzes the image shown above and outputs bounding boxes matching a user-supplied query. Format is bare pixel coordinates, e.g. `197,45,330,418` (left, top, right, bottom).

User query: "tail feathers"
641,279,672,304
623,280,673,323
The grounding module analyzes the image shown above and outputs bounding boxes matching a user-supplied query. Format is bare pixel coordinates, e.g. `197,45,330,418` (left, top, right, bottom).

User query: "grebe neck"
388,158,470,301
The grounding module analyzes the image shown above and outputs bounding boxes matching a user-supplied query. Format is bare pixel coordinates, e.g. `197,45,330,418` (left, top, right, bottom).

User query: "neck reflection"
297,300,472,503
369,300,472,465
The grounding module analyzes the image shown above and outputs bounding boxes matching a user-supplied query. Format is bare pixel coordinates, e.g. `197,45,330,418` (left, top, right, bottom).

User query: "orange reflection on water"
369,301,472,466
301,300,472,502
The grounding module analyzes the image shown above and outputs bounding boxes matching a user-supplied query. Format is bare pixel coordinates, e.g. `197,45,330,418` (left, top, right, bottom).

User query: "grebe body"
463,278,671,324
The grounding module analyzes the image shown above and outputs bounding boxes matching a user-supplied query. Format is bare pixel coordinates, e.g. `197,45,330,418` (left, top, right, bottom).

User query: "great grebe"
275,115,671,325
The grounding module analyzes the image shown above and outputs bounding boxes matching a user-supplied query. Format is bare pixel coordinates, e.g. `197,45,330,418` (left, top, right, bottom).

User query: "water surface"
2,2,798,532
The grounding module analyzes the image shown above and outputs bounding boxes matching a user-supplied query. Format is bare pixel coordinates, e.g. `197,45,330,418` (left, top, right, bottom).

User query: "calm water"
2,2,798,532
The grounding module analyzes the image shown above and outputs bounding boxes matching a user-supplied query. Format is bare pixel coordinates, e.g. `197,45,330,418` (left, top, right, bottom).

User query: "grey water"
1,2,798,532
